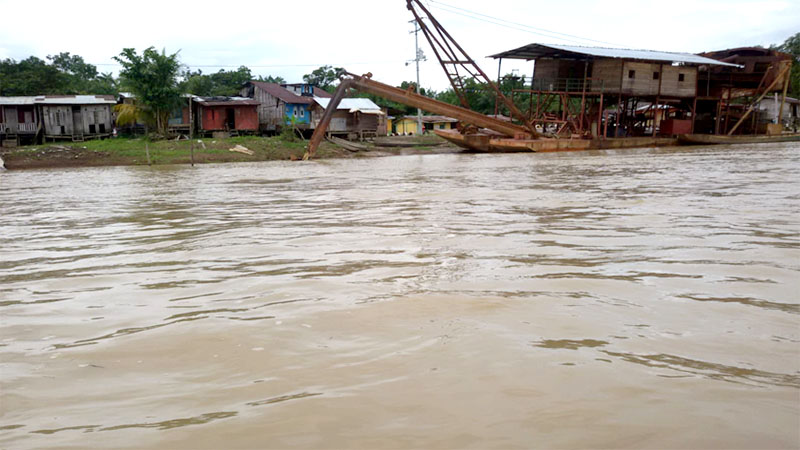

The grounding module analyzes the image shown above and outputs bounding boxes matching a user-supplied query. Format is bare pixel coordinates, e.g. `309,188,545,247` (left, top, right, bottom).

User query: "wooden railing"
0,123,37,133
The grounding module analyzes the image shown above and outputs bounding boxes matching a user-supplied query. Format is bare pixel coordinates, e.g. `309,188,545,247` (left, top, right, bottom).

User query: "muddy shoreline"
0,137,461,170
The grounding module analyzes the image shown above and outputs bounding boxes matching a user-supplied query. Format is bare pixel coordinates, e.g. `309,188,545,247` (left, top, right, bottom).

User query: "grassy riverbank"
0,135,455,170
0,136,345,170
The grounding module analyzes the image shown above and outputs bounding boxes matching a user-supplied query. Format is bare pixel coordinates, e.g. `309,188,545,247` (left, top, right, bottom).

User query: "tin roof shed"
0,96,37,105
314,98,383,114
35,95,117,105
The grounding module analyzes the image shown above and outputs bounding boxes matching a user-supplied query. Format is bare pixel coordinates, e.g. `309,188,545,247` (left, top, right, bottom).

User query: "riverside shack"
193,96,259,135
311,98,385,139
37,95,116,142
0,96,39,145
240,81,317,133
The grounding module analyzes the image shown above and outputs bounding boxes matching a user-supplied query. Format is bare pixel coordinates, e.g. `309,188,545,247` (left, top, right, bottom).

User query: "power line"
425,0,627,48
92,60,409,69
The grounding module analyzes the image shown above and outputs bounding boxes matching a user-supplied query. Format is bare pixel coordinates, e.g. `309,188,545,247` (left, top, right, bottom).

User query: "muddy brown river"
1,144,799,449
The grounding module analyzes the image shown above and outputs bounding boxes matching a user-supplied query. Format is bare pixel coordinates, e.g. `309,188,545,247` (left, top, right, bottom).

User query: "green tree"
0,56,69,95
257,74,286,84
46,52,118,94
776,32,800,96
302,65,345,92
181,66,266,96
114,47,182,136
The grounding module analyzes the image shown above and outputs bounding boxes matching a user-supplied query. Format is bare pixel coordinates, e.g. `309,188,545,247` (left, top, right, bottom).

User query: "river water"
1,144,799,449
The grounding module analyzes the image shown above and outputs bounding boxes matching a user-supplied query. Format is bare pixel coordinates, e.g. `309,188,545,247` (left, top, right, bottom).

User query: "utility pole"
409,19,426,136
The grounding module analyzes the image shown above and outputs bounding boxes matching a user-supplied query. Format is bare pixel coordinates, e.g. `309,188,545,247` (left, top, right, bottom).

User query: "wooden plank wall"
241,86,284,131
42,106,72,135
661,65,697,97
591,60,623,93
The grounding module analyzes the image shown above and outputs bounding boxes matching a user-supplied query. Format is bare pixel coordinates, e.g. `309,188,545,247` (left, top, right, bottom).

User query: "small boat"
678,133,800,145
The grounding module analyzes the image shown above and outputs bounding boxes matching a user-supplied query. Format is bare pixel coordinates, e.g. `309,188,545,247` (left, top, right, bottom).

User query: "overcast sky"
0,0,797,91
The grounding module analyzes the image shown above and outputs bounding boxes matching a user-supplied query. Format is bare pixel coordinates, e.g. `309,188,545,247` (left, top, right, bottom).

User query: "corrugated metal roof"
490,43,742,67
0,96,38,105
35,95,117,105
196,96,260,107
314,98,382,111
248,81,315,105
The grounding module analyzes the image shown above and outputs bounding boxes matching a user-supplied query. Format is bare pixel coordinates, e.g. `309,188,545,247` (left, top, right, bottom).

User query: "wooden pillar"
653,64,663,136
598,92,604,139
578,60,589,134
494,58,502,116
188,96,194,138
777,66,791,126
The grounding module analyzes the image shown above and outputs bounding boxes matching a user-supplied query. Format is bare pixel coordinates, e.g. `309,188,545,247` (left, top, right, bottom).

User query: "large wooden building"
490,43,740,137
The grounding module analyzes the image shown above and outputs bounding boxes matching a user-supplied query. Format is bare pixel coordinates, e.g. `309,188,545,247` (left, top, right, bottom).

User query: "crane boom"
304,72,530,160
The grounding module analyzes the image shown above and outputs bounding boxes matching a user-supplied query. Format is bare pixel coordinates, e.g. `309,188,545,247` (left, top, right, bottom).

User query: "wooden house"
240,81,325,132
489,43,739,137
280,83,332,99
37,95,116,142
0,96,39,145
311,98,385,138
193,96,259,135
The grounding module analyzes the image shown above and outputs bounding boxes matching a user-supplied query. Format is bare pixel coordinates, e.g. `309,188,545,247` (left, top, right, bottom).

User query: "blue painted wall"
284,103,309,124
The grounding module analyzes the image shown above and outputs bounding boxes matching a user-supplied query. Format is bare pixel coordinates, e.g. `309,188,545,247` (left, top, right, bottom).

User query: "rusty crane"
304,0,540,160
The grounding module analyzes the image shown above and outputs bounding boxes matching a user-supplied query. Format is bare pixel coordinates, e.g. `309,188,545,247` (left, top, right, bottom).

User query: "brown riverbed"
1,143,798,449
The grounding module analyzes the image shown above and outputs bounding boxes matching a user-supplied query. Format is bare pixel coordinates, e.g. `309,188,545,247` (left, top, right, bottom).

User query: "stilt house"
240,81,328,132
311,98,386,138
0,96,39,145
489,43,739,137
37,95,116,141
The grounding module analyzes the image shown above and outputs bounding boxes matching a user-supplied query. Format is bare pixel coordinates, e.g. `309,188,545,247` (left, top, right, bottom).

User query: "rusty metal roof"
490,43,742,67
195,96,260,107
248,81,315,105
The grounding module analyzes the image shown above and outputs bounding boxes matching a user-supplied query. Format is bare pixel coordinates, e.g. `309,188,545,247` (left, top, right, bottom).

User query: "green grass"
9,135,346,166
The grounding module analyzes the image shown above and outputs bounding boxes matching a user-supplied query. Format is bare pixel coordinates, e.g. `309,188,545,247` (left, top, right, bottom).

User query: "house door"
72,107,83,136
226,108,235,130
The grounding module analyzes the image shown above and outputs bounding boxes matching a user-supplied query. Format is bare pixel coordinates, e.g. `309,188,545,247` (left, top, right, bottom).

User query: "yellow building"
393,115,458,135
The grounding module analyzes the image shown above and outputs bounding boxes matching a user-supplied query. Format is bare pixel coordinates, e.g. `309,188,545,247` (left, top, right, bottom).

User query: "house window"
628,70,635,79
678,73,685,82
653,71,659,80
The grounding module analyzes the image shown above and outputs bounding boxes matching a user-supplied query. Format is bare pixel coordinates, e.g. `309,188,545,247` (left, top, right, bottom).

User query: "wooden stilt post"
145,141,151,166
777,68,791,128
190,141,194,167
